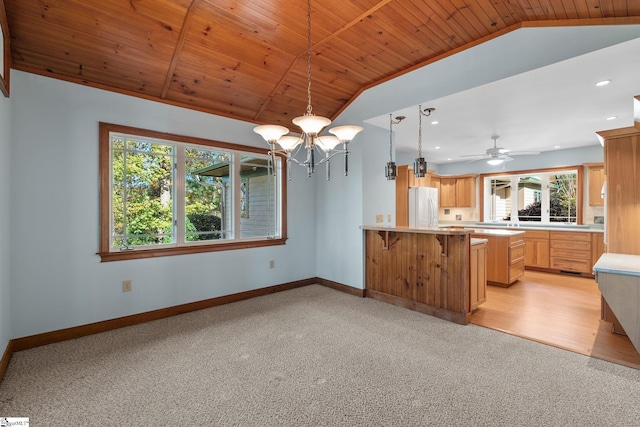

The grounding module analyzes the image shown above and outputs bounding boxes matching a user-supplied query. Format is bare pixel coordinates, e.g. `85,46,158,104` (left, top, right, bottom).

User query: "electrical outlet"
376,214,383,223
387,214,392,222
269,260,275,269
122,280,132,292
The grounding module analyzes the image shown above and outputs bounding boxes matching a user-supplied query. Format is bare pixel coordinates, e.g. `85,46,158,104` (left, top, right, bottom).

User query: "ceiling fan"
460,135,540,165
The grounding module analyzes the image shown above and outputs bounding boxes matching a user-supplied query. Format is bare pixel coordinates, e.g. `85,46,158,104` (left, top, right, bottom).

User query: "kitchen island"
362,225,474,324
467,229,526,287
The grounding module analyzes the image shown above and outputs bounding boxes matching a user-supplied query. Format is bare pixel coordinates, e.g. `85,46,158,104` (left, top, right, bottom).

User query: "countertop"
593,253,640,277
466,228,526,237
453,223,604,233
361,225,469,235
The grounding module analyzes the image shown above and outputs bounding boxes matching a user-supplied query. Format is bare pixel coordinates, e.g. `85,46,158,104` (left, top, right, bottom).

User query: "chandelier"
253,0,362,181
385,113,405,180
414,105,435,178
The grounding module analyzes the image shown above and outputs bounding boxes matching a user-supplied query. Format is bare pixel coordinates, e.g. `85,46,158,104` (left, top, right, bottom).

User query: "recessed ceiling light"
447,158,452,161
595,80,612,87
606,116,617,121
431,121,438,125
554,145,561,149
435,146,440,149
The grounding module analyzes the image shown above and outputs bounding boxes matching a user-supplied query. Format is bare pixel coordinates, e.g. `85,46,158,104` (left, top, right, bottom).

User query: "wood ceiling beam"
161,0,202,99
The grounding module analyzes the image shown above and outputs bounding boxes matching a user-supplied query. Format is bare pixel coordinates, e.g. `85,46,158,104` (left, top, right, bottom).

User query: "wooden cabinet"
598,126,640,333
549,231,592,274
523,230,550,268
470,240,487,311
440,175,476,208
456,176,476,207
585,162,605,207
364,228,472,324
600,127,640,255
471,232,525,287
591,232,605,268
440,178,457,207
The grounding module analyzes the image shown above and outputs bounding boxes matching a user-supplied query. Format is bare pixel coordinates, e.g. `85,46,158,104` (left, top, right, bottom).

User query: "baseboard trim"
316,277,366,297
7,276,362,361
0,339,13,384
11,278,316,353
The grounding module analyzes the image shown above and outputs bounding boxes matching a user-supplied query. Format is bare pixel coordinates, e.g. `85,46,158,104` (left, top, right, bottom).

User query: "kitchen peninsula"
363,225,492,325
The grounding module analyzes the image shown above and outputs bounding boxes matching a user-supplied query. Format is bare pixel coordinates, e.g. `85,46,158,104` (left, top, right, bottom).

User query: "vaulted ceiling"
4,0,640,127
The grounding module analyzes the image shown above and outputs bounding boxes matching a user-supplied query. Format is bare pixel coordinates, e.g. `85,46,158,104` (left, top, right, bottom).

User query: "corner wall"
0,82,11,357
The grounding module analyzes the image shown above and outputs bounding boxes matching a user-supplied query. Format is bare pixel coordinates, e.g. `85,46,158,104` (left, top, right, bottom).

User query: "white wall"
9,71,316,338
0,84,11,352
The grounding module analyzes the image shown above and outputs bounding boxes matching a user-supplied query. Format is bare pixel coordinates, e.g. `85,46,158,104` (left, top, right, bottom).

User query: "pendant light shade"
292,114,332,136
386,114,405,180
414,105,435,178
329,125,364,142
253,125,289,143
316,135,341,152
277,135,303,152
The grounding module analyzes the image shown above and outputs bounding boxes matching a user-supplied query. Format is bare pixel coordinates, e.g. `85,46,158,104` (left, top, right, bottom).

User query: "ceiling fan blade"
459,154,487,158
507,151,540,155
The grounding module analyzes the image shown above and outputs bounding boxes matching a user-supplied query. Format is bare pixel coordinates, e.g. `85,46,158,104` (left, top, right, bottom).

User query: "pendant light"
414,105,435,178
253,0,363,180
386,114,405,180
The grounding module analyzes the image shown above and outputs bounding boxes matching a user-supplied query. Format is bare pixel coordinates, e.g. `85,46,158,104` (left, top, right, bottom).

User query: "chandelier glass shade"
252,0,362,180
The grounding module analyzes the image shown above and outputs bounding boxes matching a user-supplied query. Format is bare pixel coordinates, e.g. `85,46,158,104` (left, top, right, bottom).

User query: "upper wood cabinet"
598,127,640,255
456,176,476,207
440,178,457,207
585,162,605,207
440,175,476,208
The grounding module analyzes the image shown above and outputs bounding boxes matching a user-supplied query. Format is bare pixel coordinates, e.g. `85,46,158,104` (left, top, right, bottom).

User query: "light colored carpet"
1,284,639,426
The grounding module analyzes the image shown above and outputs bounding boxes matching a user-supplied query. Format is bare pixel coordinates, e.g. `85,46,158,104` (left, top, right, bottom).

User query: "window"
482,167,582,224
99,123,287,261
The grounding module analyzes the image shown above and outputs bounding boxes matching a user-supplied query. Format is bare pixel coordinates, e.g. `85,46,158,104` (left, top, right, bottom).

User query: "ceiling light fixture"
253,0,362,181
487,158,504,166
595,80,612,87
385,114,405,180
414,105,435,178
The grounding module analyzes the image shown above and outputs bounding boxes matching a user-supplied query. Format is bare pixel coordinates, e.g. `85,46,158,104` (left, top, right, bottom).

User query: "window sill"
98,238,287,262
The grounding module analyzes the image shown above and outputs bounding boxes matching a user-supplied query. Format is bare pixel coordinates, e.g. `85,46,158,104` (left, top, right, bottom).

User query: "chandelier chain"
306,0,313,115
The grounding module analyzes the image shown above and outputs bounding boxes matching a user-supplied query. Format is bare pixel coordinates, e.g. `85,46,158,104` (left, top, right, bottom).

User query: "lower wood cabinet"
549,231,592,274
470,240,487,311
470,232,525,287
523,230,550,268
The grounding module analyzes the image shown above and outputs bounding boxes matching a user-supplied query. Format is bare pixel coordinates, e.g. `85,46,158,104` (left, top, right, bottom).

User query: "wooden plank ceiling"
4,0,640,126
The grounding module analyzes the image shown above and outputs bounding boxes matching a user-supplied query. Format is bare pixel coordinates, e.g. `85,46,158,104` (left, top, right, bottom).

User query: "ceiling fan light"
253,125,289,143
329,125,363,142
292,114,331,136
487,158,504,166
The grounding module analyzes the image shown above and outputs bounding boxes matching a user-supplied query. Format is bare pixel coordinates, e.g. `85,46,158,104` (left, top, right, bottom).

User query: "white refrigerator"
409,187,439,228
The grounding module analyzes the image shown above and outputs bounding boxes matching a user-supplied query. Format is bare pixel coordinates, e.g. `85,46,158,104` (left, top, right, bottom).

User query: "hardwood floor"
471,270,640,369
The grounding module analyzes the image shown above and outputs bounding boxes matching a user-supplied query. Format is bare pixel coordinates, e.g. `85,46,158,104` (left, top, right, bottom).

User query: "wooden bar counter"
362,225,472,324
